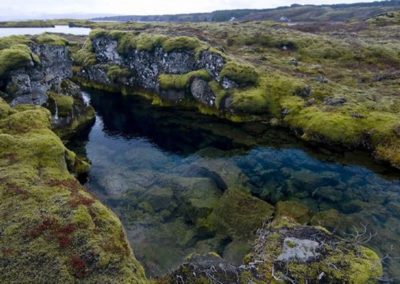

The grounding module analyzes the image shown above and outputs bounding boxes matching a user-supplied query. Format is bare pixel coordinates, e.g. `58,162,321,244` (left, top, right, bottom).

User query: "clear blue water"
71,90,400,280
0,25,91,37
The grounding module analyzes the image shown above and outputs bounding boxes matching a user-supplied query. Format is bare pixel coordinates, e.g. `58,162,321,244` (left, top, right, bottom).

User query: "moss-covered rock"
220,62,258,86
200,189,275,240
0,44,35,77
0,99,146,283
158,69,211,90
161,36,201,52
35,34,68,46
244,217,382,284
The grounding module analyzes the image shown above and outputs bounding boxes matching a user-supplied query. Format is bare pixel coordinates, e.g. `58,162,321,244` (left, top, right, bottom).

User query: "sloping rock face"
77,35,226,106
0,98,147,283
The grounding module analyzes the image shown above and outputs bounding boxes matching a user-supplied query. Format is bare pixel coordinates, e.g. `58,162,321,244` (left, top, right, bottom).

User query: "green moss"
0,98,13,119
208,80,228,109
0,44,35,77
158,69,211,90
136,33,167,51
220,62,258,86
36,34,68,46
205,189,275,240
117,32,136,55
0,100,147,283
0,35,31,50
89,29,109,40
106,65,130,80
161,36,201,52
49,93,74,117
74,39,97,66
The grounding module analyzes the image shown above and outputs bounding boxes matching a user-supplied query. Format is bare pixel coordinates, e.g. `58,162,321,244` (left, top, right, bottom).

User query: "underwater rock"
275,200,314,225
209,189,275,240
310,209,341,232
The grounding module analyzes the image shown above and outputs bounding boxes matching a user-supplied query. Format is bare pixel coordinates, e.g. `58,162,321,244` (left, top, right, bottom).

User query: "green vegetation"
117,32,136,55
158,69,211,90
0,98,146,283
0,43,37,77
106,65,130,80
48,92,74,117
36,34,68,46
220,62,258,86
161,36,201,52
74,38,96,66
136,33,167,51
245,216,382,283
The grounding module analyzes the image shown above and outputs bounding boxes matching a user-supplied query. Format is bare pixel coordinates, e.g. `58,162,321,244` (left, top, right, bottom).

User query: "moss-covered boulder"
0,99,146,283
243,217,382,283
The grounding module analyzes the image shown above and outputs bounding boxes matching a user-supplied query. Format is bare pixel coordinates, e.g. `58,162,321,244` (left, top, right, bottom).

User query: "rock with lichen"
242,217,382,284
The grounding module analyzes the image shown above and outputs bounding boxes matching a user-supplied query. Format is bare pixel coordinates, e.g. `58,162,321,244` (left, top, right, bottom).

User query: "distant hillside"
92,0,400,23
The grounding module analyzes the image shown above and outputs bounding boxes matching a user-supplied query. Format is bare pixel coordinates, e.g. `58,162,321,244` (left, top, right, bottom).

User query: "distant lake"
0,25,91,37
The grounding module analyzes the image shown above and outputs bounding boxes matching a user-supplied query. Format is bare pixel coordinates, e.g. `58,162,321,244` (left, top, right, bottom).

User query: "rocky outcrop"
4,44,72,106
76,33,257,110
78,39,226,104
0,38,95,139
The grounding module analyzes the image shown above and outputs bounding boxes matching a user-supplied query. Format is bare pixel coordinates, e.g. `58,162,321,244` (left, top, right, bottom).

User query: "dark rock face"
4,45,73,106
190,78,216,106
0,43,95,138
78,36,227,107
197,50,225,81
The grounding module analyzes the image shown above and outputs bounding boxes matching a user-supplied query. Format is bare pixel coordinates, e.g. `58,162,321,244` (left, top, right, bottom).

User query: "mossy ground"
0,98,146,283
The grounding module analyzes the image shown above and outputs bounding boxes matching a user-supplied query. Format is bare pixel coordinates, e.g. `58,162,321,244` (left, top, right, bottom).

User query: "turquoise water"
0,25,91,37
72,90,400,280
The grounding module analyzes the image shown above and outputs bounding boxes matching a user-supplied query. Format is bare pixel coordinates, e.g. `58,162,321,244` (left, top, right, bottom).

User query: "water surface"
0,25,91,37
72,90,400,280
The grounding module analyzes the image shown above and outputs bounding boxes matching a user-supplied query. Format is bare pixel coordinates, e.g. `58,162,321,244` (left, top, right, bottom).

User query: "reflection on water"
0,25,91,37
71,90,400,280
